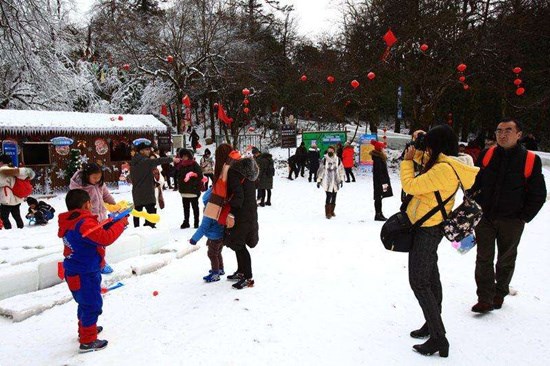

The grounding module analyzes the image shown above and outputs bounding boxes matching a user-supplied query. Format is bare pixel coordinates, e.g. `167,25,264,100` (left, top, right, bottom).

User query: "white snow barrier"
0,243,199,322
0,229,171,302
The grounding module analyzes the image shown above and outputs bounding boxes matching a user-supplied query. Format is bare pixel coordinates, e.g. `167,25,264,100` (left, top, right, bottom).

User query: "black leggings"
325,191,337,205
182,197,200,225
235,246,253,279
1,204,24,229
133,204,157,228
375,198,382,213
257,189,271,203
345,168,355,182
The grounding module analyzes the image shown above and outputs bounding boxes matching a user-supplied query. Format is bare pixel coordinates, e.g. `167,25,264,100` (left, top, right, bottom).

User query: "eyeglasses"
495,128,516,135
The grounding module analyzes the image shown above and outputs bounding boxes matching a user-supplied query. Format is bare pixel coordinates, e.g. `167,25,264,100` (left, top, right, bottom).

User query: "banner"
2,140,19,167
281,124,297,148
359,134,377,166
302,131,347,155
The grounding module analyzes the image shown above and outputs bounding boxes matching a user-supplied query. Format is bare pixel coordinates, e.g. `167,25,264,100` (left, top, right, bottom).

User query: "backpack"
481,146,536,179
3,178,33,199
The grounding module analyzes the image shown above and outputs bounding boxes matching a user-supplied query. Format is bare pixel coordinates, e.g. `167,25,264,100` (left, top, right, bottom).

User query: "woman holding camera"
401,125,478,357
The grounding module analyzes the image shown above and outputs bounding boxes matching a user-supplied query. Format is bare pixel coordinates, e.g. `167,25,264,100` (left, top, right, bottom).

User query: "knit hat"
370,140,386,151
26,197,38,206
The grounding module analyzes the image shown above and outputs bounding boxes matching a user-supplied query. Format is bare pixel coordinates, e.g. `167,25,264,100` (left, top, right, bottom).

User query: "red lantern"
513,67,522,74
300,74,307,82
122,64,130,71
182,95,191,107
327,75,335,84
367,72,376,80
243,107,250,114
459,76,466,82
457,64,467,72
242,88,250,96
243,99,249,105
516,87,525,96
166,55,173,63
160,104,168,116
513,78,522,86
118,115,124,121
463,84,469,90
420,44,429,52
351,80,360,89
213,102,219,109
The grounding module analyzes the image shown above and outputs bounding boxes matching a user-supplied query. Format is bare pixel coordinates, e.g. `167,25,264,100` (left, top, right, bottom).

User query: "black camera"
406,133,427,151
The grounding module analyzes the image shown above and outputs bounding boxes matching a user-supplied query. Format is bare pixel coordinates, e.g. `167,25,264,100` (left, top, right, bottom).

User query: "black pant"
204,173,214,187
1,204,24,229
374,198,382,214
257,189,271,204
345,168,355,182
288,165,299,179
308,170,318,182
182,197,200,225
133,204,157,228
409,226,446,340
475,217,525,303
298,163,306,177
325,191,337,205
235,246,253,279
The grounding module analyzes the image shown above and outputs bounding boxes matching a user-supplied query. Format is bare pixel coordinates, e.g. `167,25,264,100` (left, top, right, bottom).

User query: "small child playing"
189,187,225,282
26,196,55,225
58,189,128,353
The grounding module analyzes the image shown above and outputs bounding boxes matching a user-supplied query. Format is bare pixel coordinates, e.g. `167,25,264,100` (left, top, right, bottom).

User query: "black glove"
340,181,343,188
317,182,321,189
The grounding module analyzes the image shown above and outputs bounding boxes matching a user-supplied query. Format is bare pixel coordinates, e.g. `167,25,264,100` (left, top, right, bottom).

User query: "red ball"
367,72,376,80
118,115,123,121
420,44,429,52
122,64,130,71
167,55,173,63
458,76,466,82
327,75,335,84
243,107,250,114
300,74,307,82
513,78,522,86
153,291,158,296
457,63,467,72
513,67,522,74
463,84,469,90
516,87,525,96
351,80,360,89
243,99,249,105
242,88,250,96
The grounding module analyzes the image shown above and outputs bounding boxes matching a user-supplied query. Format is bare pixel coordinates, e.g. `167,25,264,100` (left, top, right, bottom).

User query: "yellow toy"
105,201,161,224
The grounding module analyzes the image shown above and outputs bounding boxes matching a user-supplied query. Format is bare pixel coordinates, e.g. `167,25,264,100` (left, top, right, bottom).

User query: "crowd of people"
0,118,547,357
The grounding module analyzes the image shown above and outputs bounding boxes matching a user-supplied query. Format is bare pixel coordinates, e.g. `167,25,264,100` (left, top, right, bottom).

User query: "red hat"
229,150,242,160
370,140,386,151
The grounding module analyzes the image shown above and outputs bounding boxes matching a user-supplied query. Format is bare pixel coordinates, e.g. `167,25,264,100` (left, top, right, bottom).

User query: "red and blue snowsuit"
58,209,127,344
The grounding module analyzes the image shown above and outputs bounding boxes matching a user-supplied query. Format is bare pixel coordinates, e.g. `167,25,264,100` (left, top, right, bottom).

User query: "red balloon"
166,55,173,63
153,291,158,296
513,78,522,86
351,80,360,89
457,63,467,72
122,64,130,71
213,103,219,109
242,88,250,96
463,84,469,90
516,87,525,96
300,74,307,82
243,99,249,105
367,72,376,80
458,76,466,82
513,67,522,74
243,107,250,114
118,115,124,121
420,44,429,52
327,75,335,84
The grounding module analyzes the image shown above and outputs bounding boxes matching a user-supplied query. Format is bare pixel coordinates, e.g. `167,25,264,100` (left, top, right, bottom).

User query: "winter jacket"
27,201,55,221
317,155,346,193
191,188,224,242
176,159,203,198
370,150,393,200
307,148,321,171
58,209,126,274
288,154,298,169
342,146,355,169
130,154,172,206
401,153,479,227
200,156,214,175
471,144,546,223
0,166,35,206
296,146,308,164
69,171,115,221
255,153,274,190
225,158,260,250
190,130,200,149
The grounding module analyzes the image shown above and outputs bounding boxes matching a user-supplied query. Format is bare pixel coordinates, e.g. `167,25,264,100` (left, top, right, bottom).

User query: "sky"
71,0,342,39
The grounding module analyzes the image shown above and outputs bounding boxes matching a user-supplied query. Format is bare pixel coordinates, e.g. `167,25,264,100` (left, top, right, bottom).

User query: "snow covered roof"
0,109,168,134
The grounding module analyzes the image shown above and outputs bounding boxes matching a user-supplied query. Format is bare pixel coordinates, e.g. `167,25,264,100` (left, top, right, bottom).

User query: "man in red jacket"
58,189,128,353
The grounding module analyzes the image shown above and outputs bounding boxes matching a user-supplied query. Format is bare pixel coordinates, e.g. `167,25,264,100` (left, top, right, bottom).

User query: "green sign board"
302,131,347,155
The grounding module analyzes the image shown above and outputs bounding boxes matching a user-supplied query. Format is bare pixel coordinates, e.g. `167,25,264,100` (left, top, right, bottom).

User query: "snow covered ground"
1,147,549,365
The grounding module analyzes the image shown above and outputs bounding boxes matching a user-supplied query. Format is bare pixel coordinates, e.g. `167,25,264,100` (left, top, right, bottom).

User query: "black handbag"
381,192,456,252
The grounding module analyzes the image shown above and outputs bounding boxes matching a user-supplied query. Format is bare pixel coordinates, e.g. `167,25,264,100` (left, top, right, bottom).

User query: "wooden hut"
0,110,171,194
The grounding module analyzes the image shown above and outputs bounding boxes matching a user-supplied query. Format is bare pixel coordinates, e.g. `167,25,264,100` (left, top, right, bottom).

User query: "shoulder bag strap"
411,190,456,230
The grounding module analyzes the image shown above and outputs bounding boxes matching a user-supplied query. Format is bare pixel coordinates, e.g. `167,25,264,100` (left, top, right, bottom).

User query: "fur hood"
370,149,387,161
231,157,260,182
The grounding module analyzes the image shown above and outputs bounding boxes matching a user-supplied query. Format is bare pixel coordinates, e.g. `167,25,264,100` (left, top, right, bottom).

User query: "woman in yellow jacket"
401,125,479,358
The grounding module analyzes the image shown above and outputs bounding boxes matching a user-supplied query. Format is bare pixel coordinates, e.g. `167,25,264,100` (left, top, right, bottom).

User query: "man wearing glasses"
470,118,546,313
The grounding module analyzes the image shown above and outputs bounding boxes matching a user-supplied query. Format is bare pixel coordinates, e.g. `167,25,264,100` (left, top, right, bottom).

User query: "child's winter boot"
79,339,108,353
203,270,221,282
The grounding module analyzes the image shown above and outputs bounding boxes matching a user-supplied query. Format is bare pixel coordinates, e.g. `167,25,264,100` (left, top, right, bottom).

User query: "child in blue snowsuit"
190,187,225,282
58,189,128,353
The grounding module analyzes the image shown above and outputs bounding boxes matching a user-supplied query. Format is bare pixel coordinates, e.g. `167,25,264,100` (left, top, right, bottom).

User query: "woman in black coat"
370,140,393,221
225,157,260,289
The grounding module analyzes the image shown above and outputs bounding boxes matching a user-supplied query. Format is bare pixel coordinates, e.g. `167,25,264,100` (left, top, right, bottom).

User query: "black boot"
180,221,190,229
259,201,265,207
374,212,387,221
413,337,449,358
410,323,430,339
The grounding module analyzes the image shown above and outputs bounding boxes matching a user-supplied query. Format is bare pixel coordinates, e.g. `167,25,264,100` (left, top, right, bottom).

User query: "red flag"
381,29,397,61
217,103,233,125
